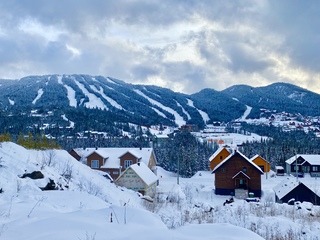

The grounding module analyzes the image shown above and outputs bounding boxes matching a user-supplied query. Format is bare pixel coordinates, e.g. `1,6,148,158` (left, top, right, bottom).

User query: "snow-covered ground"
1,142,320,240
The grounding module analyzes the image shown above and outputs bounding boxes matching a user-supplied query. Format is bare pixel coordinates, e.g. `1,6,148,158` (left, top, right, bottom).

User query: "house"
69,149,82,161
285,154,320,177
209,147,231,170
115,162,158,197
273,177,320,205
212,150,264,198
250,154,271,173
153,134,169,147
70,147,157,180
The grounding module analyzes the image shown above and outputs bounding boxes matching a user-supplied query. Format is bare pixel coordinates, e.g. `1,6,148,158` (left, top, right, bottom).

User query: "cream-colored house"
115,162,158,197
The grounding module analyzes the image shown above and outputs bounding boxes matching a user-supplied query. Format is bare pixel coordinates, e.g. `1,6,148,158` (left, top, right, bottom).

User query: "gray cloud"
0,0,319,94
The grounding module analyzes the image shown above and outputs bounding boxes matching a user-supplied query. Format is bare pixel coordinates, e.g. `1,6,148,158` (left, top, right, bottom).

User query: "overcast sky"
0,0,319,94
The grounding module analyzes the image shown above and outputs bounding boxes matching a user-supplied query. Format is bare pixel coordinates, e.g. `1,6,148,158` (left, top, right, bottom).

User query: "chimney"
137,162,140,166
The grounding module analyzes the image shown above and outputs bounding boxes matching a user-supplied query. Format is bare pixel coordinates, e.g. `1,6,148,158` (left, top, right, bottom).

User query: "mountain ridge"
0,75,319,136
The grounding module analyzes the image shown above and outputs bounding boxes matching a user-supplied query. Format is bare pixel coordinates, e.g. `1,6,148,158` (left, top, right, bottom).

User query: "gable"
213,150,263,174
209,147,230,162
116,162,158,186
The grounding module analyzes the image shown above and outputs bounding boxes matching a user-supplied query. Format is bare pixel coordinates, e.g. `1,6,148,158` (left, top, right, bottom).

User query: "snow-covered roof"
275,166,284,170
285,154,320,165
209,147,230,162
212,150,263,174
128,162,158,186
249,154,269,163
272,177,319,200
73,147,155,169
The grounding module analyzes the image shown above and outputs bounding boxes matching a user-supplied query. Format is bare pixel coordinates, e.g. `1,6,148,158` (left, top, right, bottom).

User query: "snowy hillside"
0,142,265,240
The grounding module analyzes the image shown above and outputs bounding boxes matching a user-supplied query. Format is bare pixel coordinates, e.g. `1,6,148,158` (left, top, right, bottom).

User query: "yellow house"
250,154,270,173
209,147,231,170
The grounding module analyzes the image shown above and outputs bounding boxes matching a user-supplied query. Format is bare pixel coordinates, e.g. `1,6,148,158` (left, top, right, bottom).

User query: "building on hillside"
209,147,231,170
212,150,263,198
285,154,320,177
152,134,169,147
70,147,157,180
250,154,271,173
115,162,158,197
273,177,320,205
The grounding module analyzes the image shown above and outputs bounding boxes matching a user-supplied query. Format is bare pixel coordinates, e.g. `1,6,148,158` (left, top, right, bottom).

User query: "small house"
209,147,231,170
115,162,158,197
250,154,271,173
212,150,263,198
285,154,320,177
273,177,320,205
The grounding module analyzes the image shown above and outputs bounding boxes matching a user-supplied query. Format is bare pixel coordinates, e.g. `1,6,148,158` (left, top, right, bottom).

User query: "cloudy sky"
0,0,319,94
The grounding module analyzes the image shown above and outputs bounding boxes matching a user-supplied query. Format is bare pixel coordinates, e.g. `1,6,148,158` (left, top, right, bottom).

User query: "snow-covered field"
1,142,320,240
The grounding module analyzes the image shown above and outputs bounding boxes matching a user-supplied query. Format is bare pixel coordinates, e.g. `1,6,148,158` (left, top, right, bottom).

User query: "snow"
90,85,124,110
187,98,210,123
32,88,44,104
57,75,63,84
61,114,75,128
176,100,191,120
64,84,77,107
237,105,252,121
1,142,320,239
74,78,107,110
8,97,14,105
134,89,186,127
129,162,158,185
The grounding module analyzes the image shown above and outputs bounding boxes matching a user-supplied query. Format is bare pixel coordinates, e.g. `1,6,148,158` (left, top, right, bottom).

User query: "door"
235,178,248,190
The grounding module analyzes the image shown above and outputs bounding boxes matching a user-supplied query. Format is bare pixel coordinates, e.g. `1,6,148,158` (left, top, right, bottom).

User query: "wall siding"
214,152,262,197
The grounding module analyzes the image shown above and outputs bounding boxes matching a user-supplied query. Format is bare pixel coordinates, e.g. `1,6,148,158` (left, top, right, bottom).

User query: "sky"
0,0,319,94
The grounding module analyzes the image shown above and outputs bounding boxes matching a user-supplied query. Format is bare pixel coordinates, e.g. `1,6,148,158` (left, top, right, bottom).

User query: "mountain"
222,82,320,118
0,74,246,135
0,75,319,137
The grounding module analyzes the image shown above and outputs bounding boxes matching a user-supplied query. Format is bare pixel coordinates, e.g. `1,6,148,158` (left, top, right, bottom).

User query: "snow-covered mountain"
0,75,319,136
222,82,320,118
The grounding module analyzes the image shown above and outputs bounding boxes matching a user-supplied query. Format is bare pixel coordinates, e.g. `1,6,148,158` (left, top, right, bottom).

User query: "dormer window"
91,160,99,168
124,160,133,168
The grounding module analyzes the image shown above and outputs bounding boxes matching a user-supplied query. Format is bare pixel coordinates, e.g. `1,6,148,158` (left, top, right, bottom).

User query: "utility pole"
177,148,180,185
295,150,298,181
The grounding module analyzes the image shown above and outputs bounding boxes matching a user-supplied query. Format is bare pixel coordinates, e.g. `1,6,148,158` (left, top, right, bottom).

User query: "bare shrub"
78,231,96,240
60,159,74,183
40,150,56,169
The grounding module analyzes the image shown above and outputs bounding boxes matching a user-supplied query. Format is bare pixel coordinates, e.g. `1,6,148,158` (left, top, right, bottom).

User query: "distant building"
285,154,320,177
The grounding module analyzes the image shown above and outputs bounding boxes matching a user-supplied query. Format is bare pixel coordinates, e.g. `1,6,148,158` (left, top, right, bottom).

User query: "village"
69,143,320,206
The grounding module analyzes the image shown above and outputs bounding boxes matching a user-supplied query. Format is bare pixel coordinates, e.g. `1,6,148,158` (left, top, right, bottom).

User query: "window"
113,171,118,174
124,160,133,168
220,156,222,160
312,166,319,171
221,168,225,173
243,167,247,172
91,160,99,168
